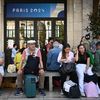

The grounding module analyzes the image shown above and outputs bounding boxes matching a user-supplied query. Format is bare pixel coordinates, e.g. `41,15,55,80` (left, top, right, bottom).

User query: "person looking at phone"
58,43,78,94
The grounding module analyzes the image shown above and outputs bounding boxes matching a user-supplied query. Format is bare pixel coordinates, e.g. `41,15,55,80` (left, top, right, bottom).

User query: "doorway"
5,19,64,49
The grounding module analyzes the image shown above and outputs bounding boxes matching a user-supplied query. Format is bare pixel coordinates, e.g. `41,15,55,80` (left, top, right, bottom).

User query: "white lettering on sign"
12,8,45,13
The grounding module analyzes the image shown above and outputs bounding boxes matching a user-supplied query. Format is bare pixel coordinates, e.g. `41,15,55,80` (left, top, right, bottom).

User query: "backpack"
63,80,80,98
67,85,80,98
24,55,40,75
84,82,99,97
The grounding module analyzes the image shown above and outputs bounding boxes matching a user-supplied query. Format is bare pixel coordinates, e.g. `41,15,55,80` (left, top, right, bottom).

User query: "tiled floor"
0,89,100,100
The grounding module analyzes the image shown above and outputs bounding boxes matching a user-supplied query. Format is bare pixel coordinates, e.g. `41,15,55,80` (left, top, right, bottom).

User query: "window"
7,21,15,38
55,20,64,41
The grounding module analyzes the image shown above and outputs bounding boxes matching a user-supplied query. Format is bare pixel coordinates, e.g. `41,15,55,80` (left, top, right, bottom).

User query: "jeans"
76,64,86,93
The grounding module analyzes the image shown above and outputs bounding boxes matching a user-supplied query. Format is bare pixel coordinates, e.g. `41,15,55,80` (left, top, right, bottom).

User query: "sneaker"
0,90,2,96
19,88,23,95
39,88,46,96
15,88,20,96
60,89,64,95
81,92,85,97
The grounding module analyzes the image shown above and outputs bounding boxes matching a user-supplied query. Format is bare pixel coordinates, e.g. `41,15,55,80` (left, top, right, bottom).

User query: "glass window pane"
19,21,26,39
55,21,64,41
27,21,34,30
31,31,34,37
27,30,30,38
7,21,15,29
7,39,15,48
9,30,13,37
37,20,52,48
7,21,15,38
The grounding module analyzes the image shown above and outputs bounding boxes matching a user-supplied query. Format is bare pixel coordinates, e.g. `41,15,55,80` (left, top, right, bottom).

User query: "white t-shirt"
57,51,74,65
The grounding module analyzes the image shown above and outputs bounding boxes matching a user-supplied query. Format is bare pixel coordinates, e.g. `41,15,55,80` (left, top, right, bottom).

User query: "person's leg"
70,71,78,84
15,70,23,95
76,64,86,96
39,69,45,89
0,66,4,95
38,69,46,96
16,71,23,88
0,74,3,87
0,74,3,95
60,73,67,90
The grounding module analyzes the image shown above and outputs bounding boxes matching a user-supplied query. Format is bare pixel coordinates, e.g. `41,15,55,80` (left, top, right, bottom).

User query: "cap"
27,40,36,44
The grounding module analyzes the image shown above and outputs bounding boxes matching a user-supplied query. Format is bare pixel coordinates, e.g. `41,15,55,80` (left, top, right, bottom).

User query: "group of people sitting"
0,36,100,97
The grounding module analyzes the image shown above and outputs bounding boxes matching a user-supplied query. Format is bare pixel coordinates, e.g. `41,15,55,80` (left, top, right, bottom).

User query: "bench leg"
49,76,53,91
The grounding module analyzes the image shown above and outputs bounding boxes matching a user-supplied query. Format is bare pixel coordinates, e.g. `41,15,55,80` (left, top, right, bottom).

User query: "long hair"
61,43,70,59
77,44,87,60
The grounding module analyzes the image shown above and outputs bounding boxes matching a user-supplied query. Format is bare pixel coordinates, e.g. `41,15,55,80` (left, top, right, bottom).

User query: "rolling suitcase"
24,74,36,98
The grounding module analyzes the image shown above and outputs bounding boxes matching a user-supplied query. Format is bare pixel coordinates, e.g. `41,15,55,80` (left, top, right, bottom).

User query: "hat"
27,40,36,44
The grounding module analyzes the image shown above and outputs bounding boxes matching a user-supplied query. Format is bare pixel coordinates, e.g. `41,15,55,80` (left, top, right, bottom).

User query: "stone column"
0,0,4,51
73,0,82,47
82,0,93,35
67,0,83,48
67,0,74,47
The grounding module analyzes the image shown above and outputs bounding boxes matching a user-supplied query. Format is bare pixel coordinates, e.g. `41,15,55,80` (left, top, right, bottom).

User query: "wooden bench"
45,71,60,91
4,72,17,78
4,71,61,91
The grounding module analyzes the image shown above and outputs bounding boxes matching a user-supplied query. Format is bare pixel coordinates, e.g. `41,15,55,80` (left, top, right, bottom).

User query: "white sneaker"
60,89,64,95
81,92,85,97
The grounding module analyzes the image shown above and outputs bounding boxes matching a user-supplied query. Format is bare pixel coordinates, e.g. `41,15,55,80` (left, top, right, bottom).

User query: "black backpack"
24,55,40,75
64,85,81,98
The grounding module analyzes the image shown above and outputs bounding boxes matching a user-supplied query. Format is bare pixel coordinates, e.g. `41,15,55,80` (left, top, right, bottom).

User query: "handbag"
59,63,76,74
63,80,80,98
7,64,16,73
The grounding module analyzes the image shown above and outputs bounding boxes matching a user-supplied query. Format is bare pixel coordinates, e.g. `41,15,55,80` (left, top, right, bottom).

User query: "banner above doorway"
6,3,64,18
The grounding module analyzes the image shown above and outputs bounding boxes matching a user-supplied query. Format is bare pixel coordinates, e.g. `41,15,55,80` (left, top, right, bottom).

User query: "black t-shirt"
76,52,90,64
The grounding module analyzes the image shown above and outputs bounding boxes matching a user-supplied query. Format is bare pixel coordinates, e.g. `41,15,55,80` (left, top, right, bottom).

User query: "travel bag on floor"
84,81,99,97
63,80,80,98
24,74,37,98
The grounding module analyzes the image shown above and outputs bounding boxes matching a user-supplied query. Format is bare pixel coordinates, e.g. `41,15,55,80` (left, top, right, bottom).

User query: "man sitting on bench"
15,40,46,96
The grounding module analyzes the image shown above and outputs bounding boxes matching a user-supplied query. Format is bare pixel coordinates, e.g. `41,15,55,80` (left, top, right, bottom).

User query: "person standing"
46,37,54,53
41,37,54,70
11,44,18,64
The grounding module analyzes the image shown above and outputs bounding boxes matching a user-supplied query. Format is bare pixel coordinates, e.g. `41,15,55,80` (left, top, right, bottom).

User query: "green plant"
86,13,100,36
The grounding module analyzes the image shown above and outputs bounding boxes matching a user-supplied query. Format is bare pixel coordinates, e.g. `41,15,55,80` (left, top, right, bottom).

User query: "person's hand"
0,58,4,65
85,66,89,73
18,69,22,74
76,48,79,54
60,59,67,63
